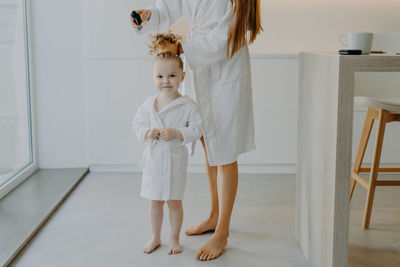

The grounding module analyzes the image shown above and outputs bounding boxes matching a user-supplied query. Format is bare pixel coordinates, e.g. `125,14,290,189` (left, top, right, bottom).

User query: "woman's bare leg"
167,200,184,254
185,136,219,235
142,200,164,253
196,161,238,261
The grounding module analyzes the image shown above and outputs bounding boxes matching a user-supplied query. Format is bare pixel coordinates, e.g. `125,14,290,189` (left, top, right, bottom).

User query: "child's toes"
168,246,182,255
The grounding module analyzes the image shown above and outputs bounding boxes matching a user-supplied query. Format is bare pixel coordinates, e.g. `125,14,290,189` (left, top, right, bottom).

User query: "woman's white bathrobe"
132,95,202,200
137,0,256,166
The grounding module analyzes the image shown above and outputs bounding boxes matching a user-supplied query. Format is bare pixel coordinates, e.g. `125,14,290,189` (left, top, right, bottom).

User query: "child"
132,33,202,255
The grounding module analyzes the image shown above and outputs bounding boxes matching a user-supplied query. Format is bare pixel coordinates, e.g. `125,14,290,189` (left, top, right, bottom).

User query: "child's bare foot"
196,233,228,261
185,217,217,235
168,239,183,254
142,238,161,254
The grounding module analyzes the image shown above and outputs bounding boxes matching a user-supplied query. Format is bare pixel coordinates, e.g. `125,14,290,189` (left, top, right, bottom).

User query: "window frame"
0,0,37,199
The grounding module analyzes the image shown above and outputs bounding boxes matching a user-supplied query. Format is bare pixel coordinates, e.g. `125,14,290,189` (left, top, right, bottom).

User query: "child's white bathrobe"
132,95,202,201
137,0,256,166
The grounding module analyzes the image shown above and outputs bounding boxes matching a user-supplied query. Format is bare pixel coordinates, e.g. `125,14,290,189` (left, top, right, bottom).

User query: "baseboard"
89,164,297,174
89,163,400,175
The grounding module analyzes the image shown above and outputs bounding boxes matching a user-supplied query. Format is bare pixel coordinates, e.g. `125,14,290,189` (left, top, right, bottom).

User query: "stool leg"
362,109,387,229
351,108,375,200
349,179,357,200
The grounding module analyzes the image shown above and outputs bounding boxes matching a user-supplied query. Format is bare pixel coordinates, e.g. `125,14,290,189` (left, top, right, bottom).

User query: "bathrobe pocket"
169,146,188,200
170,142,187,178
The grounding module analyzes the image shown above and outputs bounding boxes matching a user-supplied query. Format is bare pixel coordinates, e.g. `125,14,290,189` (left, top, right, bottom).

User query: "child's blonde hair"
148,32,184,70
153,52,184,70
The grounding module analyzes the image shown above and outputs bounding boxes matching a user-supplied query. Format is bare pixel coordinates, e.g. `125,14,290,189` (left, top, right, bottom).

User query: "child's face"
152,60,185,95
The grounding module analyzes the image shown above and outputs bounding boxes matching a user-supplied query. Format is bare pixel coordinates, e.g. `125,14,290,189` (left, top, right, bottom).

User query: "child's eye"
157,75,162,78
170,74,176,78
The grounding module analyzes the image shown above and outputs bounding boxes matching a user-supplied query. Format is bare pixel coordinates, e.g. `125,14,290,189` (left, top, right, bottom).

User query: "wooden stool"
350,96,400,229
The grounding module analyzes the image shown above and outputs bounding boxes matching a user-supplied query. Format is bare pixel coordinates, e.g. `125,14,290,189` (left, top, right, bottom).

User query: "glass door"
0,0,36,198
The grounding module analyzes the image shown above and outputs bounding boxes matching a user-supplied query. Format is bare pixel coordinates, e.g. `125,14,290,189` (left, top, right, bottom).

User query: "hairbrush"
131,10,142,29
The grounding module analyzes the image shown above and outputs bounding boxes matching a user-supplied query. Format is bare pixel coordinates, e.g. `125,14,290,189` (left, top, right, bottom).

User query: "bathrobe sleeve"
132,103,151,143
136,0,183,35
180,2,232,70
177,103,203,145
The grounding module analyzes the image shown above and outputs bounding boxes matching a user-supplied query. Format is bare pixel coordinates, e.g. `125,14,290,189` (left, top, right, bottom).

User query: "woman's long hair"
227,0,262,58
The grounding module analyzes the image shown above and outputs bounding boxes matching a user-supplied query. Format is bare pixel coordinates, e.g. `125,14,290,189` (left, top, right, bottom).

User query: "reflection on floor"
0,168,88,267
348,173,400,267
0,171,14,186
10,173,309,267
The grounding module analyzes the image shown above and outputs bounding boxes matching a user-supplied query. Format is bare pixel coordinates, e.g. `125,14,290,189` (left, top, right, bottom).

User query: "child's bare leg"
197,161,238,261
185,136,219,236
167,200,183,254
142,200,164,254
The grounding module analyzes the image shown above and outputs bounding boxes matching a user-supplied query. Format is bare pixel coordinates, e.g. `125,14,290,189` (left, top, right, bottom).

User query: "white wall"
253,0,400,54
31,0,87,168
32,0,400,172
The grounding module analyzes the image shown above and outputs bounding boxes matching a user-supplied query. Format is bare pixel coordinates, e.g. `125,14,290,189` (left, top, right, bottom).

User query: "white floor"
10,172,309,267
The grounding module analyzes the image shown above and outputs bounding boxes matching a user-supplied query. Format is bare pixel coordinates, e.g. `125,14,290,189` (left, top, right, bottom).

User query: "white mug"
339,32,373,54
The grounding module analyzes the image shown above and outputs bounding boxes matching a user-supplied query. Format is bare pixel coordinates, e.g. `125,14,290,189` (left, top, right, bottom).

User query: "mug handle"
339,34,347,47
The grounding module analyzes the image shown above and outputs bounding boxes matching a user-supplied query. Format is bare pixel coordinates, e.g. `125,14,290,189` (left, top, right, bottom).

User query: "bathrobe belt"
149,107,196,157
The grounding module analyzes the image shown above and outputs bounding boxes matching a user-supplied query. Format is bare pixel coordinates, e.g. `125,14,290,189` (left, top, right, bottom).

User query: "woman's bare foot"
196,233,228,261
168,239,183,254
142,238,161,254
185,217,218,236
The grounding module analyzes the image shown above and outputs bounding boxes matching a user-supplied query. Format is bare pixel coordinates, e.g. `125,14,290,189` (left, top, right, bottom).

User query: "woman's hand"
178,43,184,55
159,42,184,55
130,9,151,29
160,128,183,142
161,42,179,54
145,128,160,140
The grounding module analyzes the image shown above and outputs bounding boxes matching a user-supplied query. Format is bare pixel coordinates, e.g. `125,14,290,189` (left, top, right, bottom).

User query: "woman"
131,0,262,261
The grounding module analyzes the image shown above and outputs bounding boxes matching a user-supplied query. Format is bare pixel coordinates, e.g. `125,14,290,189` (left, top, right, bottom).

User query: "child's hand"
130,9,151,29
160,128,179,142
146,128,160,140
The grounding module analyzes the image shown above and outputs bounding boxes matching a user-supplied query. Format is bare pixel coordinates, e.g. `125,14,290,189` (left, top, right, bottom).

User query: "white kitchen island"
296,52,400,267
